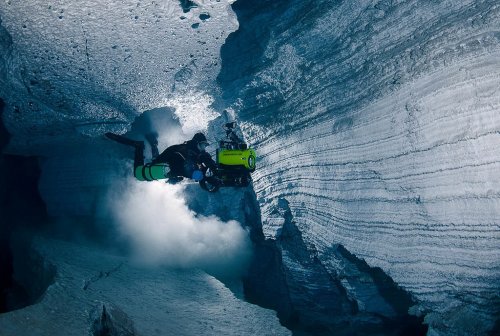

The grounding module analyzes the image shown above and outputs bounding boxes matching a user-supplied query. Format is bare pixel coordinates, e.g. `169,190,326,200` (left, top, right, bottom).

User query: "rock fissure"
243,195,427,335
91,303,137,336
83,263,124,291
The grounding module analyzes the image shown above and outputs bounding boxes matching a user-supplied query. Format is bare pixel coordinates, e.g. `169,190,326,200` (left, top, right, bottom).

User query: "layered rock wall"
219,1,500,334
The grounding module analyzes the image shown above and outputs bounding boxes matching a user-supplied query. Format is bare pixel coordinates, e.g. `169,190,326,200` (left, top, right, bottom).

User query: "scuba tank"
216,122,256,171
199,122,257,192
134,163,204,182
134,163,170,181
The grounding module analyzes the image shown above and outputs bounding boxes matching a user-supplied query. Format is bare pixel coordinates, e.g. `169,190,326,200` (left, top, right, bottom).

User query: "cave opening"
0,98,56,314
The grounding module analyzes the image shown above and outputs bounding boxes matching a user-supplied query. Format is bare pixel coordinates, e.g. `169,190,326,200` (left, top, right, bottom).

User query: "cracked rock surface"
0,237,290,336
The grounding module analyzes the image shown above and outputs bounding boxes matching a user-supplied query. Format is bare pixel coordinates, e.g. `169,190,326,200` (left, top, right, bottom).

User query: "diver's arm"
198,151,217,170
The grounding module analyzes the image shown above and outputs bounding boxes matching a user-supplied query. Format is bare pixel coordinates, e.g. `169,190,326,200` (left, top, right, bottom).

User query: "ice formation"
218,0,500,334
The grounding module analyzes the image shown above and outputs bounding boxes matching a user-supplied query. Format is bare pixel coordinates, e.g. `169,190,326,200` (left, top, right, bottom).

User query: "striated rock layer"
218,0,500,334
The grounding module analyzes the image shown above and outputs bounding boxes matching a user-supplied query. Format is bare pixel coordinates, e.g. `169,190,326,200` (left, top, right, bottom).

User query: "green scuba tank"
134,164,170,181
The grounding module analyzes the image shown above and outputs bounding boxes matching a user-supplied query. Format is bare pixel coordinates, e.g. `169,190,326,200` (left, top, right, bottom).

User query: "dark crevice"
241,195,295,326
336,245,414,315
333,244,428,335
4,235,56,312
0,97,12,313
489,318,500,336
242,195,428,335
217,0,324,126
218,0,291,88
178,0,198,14
0,98,8,147
0,98,54,313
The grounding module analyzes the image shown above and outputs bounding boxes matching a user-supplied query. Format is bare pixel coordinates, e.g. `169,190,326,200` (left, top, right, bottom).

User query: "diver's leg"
133,141,145,169
105,132,145,169
151,149,169,164
145,132,159,159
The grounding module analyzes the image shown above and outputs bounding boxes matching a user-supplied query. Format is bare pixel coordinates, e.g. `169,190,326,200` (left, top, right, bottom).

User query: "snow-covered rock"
0,237,289,336
0,0,236,154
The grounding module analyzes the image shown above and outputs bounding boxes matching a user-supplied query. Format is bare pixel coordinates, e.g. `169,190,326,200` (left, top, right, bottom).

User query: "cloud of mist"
165,91,220,135
108,178,252,278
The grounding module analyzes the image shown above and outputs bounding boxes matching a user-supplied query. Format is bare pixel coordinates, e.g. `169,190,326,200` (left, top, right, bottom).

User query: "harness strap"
142,165,151,181
174,151,186,160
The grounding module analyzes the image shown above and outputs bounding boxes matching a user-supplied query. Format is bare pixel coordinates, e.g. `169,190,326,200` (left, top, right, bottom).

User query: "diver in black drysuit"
106,131,216,182
148,132,217,181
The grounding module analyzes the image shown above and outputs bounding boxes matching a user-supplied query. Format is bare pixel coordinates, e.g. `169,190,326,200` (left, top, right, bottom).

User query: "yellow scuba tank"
217,148,256,171
215,122,257,172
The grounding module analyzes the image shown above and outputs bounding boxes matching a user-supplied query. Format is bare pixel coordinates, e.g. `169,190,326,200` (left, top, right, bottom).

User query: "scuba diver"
105,131,216,184
150,132,217,183
105,122,256,192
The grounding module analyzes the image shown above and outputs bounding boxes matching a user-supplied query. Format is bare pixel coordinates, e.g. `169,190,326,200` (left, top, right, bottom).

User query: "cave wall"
0,0,237,155
218,0,500,334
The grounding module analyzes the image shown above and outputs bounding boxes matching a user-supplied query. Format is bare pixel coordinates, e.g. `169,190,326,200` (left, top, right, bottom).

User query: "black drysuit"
151,139,216,178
